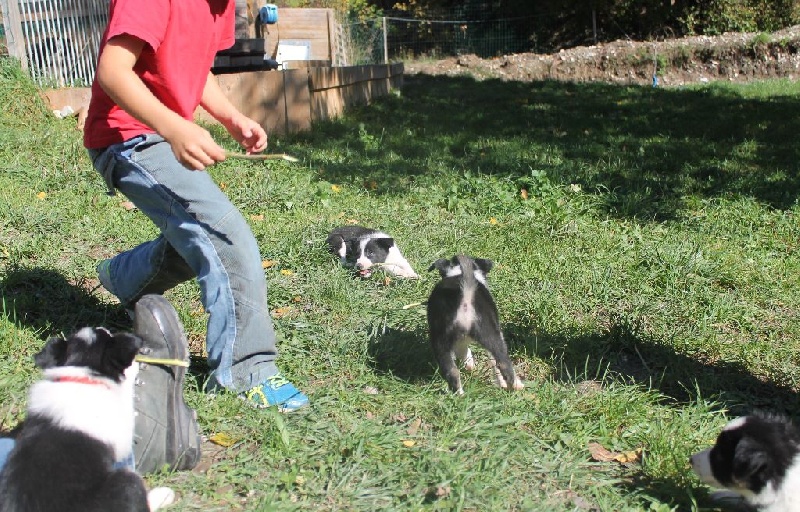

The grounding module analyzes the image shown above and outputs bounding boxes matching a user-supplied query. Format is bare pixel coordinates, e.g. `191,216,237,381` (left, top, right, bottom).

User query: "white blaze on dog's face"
440,260,488,285
690,448,721,488
355,236,418,278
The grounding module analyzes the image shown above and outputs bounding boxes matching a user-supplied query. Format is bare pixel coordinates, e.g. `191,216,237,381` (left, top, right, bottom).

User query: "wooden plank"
282,60,330,70
309,65,392,91
199,71,287,135
197,63,402,134
265,8,334,61
283,68,312,133
2,0,28,69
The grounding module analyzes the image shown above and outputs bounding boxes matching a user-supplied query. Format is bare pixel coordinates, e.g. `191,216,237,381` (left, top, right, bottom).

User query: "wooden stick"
225,151,299,163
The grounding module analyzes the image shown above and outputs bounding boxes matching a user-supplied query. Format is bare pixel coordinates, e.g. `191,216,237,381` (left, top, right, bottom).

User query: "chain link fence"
341,6,538,65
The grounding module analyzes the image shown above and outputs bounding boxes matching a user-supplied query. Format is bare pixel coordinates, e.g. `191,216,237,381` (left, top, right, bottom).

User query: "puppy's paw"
148,487,176,511
463,349,475,371
512,378,525,390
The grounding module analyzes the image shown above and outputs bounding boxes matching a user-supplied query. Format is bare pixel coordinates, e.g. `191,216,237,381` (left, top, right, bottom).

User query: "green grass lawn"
1,57,799,511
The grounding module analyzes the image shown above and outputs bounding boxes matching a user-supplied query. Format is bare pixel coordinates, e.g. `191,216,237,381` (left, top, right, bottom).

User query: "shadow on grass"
294,74,800,220
505,321,800,417
0,265,130,337
363,313,799,417
0,264,214,392
365,324,438,384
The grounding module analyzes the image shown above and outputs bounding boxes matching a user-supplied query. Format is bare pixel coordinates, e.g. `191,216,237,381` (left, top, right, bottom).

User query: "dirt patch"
405,25,800,86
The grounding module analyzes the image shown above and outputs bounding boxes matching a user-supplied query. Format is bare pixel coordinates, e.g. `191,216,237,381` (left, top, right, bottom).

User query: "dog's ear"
375,237,395,250
474,258,494,274
34,336,68,369
731,437,771,489
325,234,344,252
102,332,143,377
428,258,450,275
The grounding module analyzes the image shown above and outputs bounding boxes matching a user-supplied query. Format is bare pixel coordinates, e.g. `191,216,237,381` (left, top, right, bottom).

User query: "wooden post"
234,0,250,38
1,0,28,70
382,16,388,64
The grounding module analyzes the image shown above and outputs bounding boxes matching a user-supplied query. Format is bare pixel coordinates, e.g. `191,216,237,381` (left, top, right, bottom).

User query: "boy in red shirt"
83,0,309,472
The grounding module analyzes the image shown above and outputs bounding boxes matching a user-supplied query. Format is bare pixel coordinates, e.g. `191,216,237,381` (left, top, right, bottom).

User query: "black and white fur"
326,225,418,278
426,254,524,394
690,413,800,512
0,327,175,512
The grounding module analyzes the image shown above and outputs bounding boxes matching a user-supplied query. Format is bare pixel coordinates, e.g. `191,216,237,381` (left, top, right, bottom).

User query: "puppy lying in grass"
326,225,418,278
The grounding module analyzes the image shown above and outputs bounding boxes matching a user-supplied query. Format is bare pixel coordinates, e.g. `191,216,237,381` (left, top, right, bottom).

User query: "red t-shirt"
84,0,235,149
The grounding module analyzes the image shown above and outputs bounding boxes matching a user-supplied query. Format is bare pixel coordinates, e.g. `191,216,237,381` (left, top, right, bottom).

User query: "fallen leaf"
250,214,264,221
346,218,359,224
331,184,341,193
402,440,416,447
262,259,277,269
36,191,47,200
280,269,294,276
406,417,422,436
383,277,392,286
272,306,291,318
120,201,136,211
209,432,237,447
292,296,302,303
520,188,529,200
362,385,379,395
219,182,227,190
489,217,499,225
588,442,642,465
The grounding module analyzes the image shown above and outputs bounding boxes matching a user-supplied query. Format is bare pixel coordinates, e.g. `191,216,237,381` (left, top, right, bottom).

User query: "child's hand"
225,113,268,154
163,119,226,171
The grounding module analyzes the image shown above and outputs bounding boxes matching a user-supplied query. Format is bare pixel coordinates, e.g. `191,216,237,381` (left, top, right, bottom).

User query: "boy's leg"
0,437,14,471
94,135,306,409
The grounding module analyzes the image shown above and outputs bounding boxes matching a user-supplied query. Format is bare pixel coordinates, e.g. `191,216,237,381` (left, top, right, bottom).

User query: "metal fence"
0,0,108,86
343,12,537,66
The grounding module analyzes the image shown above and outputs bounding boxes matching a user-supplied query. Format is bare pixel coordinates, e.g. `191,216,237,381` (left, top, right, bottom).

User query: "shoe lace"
264,373,290,390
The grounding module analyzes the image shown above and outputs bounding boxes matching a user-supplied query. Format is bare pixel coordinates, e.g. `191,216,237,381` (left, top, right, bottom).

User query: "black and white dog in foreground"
0,327,174,512
326,225,418,278
690,413,800,512
426,254,524,394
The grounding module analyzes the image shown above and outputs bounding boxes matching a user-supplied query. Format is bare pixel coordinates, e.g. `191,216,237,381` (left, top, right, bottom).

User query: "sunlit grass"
1,57,799,510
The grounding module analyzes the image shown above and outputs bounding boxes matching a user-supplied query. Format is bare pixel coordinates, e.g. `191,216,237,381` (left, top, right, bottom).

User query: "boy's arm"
200,73,268,154
95,35,225,170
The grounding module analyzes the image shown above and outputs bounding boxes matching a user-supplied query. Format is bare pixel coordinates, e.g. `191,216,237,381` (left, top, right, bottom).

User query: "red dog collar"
50,375,111,389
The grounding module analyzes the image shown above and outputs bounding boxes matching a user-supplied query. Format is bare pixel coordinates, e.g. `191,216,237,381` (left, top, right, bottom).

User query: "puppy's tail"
456,254,476,300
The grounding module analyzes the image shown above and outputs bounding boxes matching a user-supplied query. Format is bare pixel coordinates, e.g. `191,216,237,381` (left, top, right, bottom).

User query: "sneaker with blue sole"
244,374,309,412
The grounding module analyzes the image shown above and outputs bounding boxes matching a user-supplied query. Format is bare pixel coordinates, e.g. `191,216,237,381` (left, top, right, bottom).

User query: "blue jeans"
0,438,132,472
89,134,279,392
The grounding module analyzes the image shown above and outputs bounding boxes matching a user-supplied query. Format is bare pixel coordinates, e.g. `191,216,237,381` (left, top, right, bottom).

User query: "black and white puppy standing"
427,254,524,394
0,327,174,512
690,413,800,512
326,225,418,278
